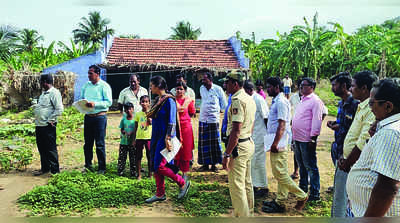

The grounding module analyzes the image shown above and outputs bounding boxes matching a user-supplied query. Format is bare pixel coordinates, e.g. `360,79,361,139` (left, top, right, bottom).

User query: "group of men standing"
34,65,395,217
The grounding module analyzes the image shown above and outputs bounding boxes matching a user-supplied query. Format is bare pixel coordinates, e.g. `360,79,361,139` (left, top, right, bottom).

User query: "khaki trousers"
270,151,307,206
228,140,255,217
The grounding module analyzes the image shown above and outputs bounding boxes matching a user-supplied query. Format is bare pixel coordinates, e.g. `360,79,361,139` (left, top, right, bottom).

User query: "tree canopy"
169,21,201,40
72,11,115,49
238,13,400,81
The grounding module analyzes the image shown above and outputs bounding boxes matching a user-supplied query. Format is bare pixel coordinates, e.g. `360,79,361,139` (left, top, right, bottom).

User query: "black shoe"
198,165,209,172
261,200,285,213
307,196,320,202
98,170,106,175
210,165,218,172
254,188,269,198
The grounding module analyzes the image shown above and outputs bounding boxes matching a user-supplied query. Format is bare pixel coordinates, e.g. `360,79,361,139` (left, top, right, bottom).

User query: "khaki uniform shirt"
34,87,64,126
227,88,256,139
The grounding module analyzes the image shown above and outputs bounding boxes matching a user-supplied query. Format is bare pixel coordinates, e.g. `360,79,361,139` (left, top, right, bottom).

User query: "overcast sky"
1,0,399,46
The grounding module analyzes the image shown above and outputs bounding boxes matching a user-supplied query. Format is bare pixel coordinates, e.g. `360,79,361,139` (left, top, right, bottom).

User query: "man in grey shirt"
33,74,64,176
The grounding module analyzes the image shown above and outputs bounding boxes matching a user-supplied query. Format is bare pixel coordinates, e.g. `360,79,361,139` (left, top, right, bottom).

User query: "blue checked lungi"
197,122,223,165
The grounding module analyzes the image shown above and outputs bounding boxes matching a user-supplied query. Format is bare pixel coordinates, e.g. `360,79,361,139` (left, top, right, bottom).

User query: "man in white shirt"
118,74,148,114
33,74,64,176
198,71,227,172
244,80,269,198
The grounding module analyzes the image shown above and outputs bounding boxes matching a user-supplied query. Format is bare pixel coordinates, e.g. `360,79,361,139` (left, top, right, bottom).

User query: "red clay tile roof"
106,38,241,69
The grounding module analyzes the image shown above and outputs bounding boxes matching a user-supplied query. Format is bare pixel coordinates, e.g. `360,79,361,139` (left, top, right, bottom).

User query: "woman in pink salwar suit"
174,81,196,179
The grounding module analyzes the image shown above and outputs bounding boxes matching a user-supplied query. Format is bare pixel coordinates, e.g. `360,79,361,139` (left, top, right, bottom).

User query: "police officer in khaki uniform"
222,70,256,217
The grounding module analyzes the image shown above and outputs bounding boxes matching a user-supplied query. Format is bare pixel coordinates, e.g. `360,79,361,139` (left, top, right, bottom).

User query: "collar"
232,88,244,98
272,92,284,103
377,113,400,131
358,98,370,110
342,94,355,106
43,86,53,94
301,92,315,101
204,83,215,91
89,80,101,86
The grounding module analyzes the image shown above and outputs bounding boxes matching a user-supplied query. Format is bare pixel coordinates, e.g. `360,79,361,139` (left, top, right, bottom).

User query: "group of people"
32,64,400,217
327,71,400,217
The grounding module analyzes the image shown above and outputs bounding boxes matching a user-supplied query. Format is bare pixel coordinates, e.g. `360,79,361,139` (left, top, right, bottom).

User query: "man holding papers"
80,65,112,174
261,77,308,213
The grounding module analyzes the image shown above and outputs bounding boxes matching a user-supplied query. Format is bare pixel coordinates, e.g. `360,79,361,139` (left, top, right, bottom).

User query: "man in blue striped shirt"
81,65,112,174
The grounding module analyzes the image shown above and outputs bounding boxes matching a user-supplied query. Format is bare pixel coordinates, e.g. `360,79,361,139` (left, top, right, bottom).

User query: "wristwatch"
224,152,231,158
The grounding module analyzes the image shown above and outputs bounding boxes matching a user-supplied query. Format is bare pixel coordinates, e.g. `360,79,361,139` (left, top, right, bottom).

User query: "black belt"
238,137,251,143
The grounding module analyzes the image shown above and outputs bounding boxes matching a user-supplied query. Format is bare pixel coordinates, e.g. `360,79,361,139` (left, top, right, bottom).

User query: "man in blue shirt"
81,65,112,174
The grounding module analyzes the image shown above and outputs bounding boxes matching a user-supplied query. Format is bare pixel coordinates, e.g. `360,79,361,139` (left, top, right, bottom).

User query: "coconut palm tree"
72,11,115,49
0,25,19,61
18,28,44,52
169,21,201,40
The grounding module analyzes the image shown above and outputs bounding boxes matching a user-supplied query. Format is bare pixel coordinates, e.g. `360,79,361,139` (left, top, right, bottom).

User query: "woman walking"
145,76,190,203
174,81,196,180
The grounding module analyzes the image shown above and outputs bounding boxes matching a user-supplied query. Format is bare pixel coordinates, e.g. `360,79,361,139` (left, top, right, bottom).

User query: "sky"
1,0,400,46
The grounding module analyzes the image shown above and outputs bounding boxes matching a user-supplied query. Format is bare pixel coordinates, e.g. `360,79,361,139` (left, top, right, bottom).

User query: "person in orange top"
174,81,196,181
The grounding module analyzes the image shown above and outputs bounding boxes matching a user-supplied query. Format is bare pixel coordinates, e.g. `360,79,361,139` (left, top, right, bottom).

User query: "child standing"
117,103,136,176
132,95,152,180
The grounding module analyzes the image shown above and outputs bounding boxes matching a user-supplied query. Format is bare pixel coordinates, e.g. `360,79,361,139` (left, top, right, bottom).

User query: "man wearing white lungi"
244,80,269,198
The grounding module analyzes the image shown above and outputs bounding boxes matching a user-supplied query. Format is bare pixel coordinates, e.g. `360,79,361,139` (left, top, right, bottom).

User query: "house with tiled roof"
43,36,248,102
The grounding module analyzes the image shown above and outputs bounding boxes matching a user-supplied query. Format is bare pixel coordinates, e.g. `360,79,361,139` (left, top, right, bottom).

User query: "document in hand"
264,131,292,152
160,137,181,162
73,99,94,114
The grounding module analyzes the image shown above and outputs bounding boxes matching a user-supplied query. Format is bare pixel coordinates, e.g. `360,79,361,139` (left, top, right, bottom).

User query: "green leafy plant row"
18,169,232,217
0,146,33,172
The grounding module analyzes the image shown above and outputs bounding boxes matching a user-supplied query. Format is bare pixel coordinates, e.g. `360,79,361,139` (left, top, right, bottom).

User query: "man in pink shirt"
292,77,324,202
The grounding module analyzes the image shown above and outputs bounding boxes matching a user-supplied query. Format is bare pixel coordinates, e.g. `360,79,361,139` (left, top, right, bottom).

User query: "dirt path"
0,112,336,217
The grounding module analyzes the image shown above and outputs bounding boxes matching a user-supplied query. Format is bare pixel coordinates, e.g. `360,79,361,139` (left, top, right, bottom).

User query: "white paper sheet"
264,130,292,152
73,99,94,114
160,137,182,162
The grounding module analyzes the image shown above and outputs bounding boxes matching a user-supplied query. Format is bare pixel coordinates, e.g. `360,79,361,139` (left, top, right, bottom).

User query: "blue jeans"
331,162,348,217
294,141,320,198
84,115,107,171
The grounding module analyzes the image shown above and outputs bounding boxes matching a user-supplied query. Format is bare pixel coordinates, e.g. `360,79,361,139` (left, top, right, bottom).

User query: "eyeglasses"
368,99,386,107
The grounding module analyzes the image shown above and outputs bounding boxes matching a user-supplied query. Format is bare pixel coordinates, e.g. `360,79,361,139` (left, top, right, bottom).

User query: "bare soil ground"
0,112,336,217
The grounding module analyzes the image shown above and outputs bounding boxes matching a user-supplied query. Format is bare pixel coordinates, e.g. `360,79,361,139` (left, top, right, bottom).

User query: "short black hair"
301,77,316,89
255,80,263,87
40,74,53,85
89,65,101,74
203,72,213,82
353,70,378,91
150,75,168,90
123,102,134,108
140,95,150,102
373,78,400,111
330,72,352,90
176,73,186,80
243,80,255,90
130,73,139,80
175,81,188,91
266,77,283,92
